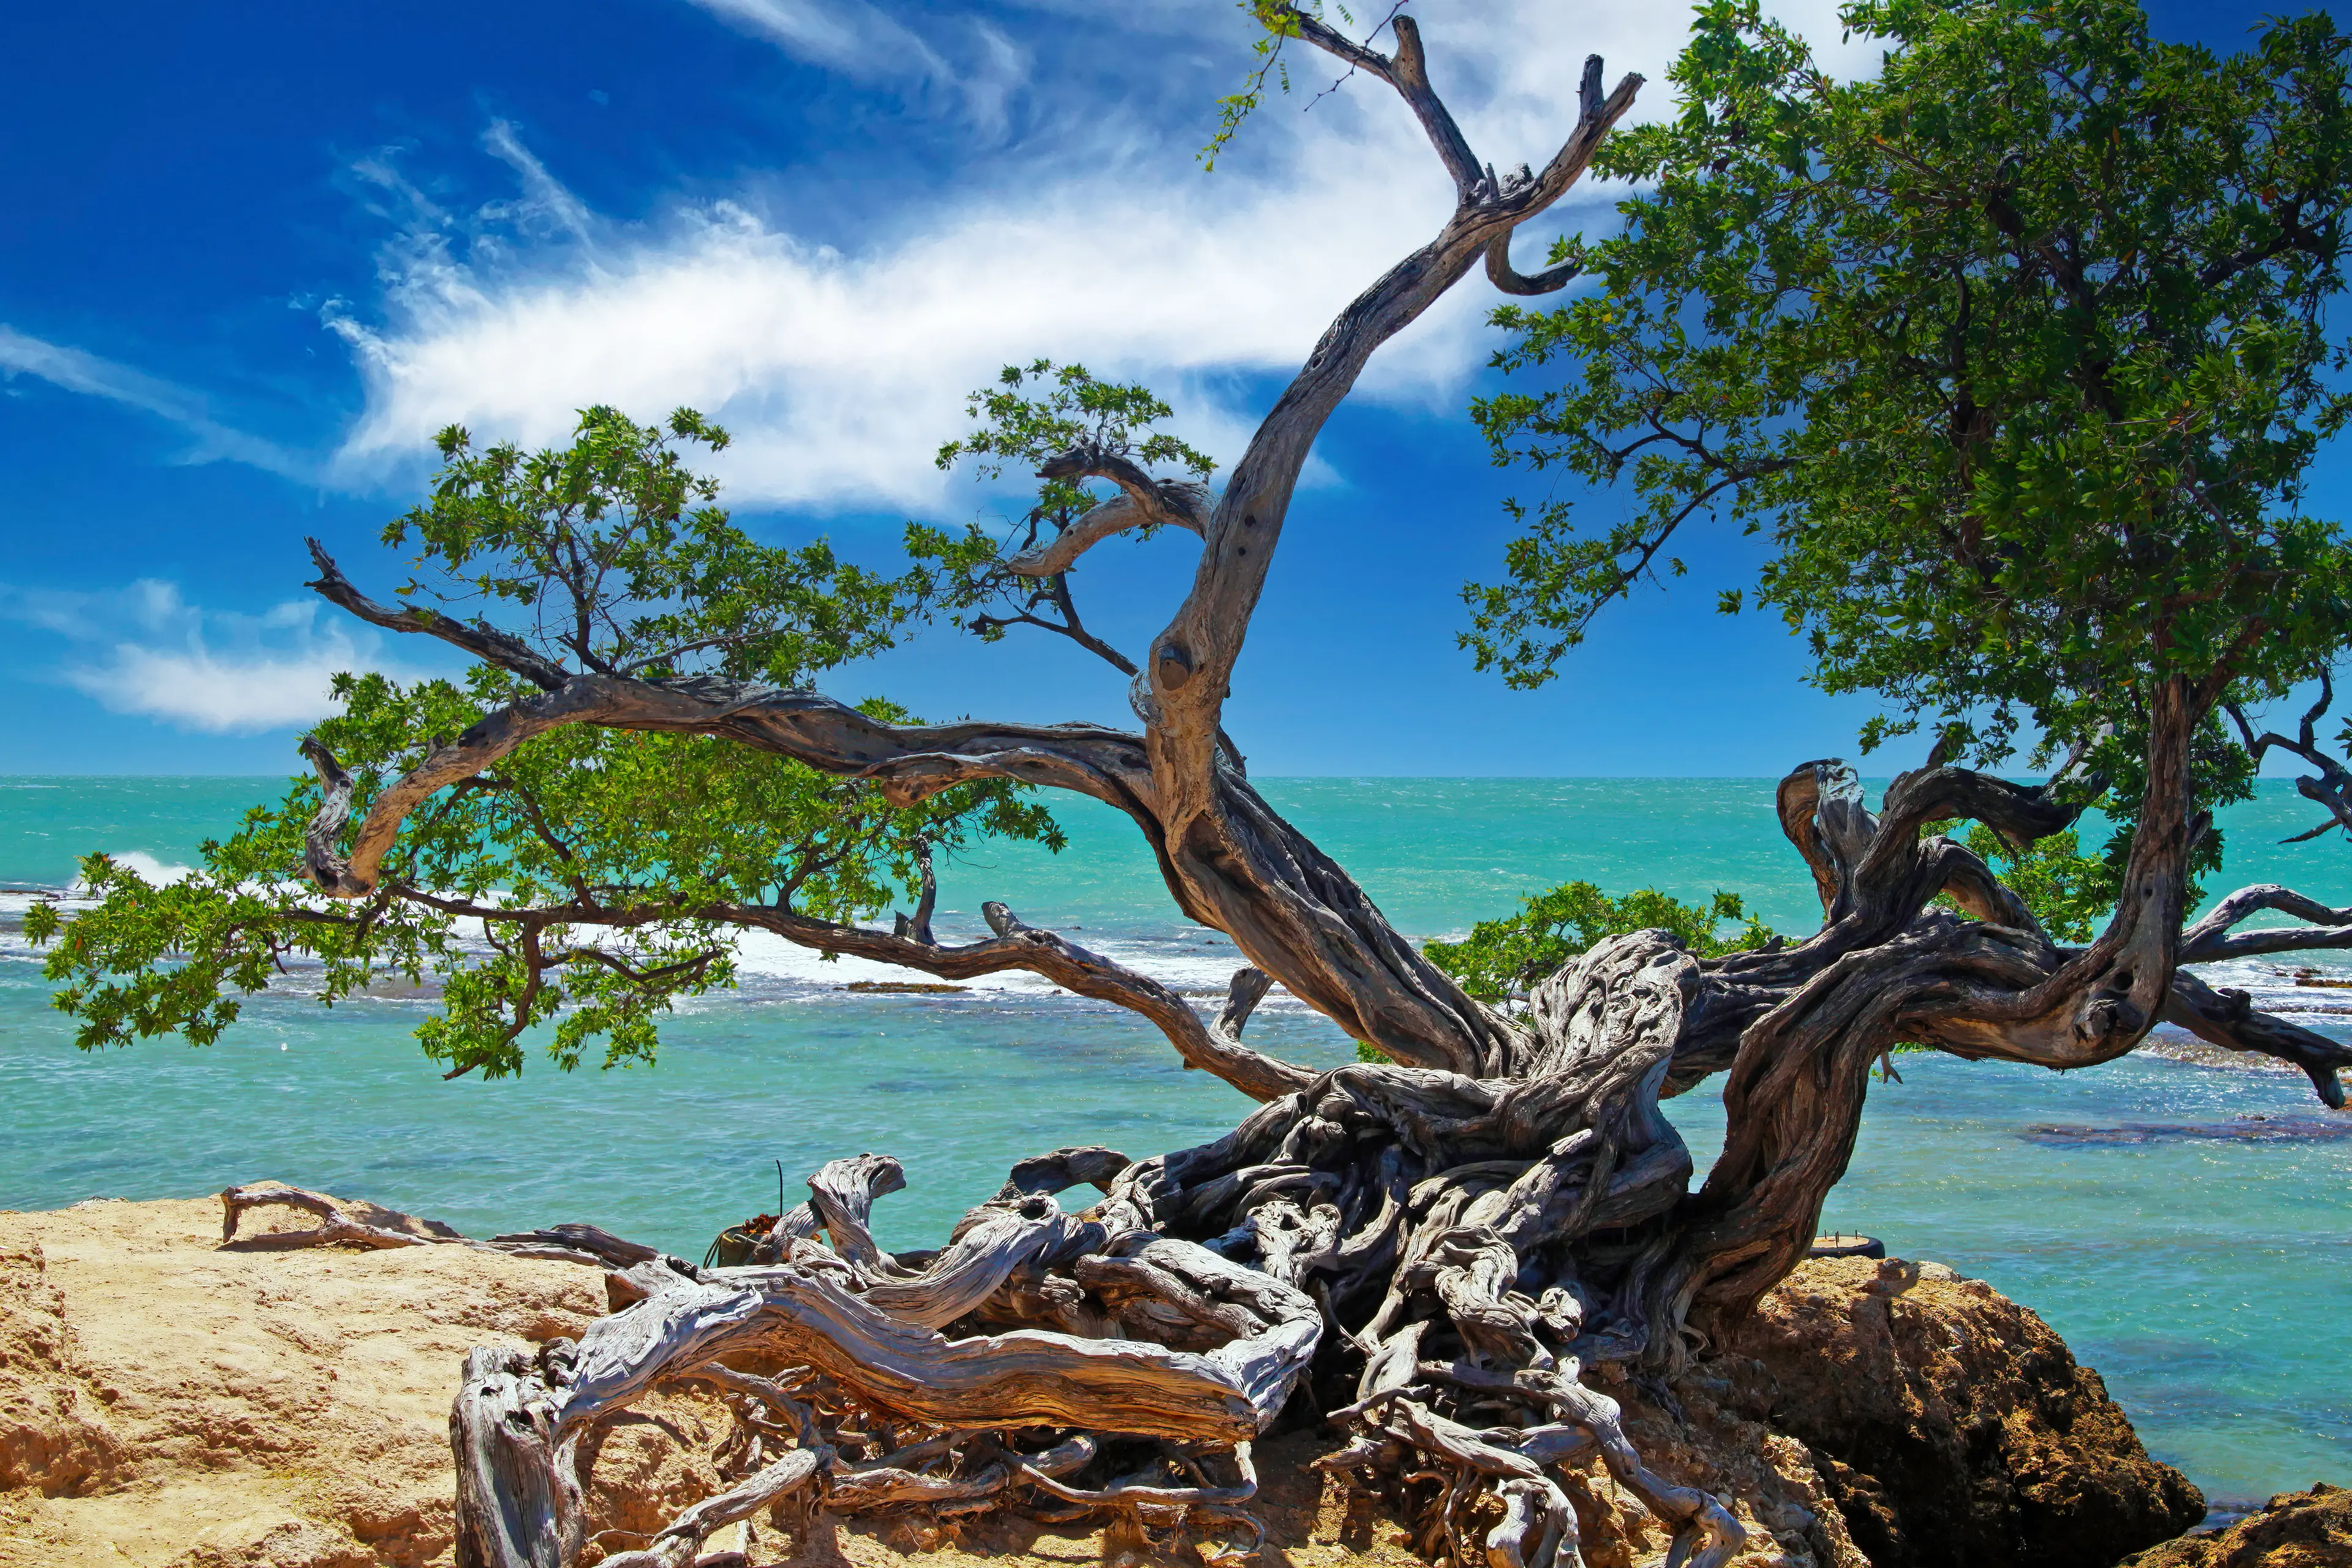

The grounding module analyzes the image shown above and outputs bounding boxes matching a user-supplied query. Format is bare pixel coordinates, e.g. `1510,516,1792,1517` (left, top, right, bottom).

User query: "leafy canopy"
1472,0,2352,785
907,360,1215,671
1424,883,1779,1006
393,406,915,684
32,409,1061,1079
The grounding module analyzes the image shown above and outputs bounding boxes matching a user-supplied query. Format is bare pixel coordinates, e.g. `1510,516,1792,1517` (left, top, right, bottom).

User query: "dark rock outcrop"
2120,1483,2352,1567
1601,1256,2208,1567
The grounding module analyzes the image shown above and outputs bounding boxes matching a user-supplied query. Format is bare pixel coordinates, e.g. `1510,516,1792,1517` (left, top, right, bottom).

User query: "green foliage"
1203,3,1401,168
393,406,917,684
1928,818,2112,940
934,360,1215,498
36,411,1063,1078
1423,882,1779,1005
1204,3,1312,168
908,361,1215,657
1472,0,2352,813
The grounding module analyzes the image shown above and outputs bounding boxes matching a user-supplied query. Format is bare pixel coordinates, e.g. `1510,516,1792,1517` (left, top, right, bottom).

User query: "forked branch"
2229,671,2352,842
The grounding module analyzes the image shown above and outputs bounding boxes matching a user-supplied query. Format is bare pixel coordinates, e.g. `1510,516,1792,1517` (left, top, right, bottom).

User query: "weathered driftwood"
220,1182,663,1271
255,11,2352,1567
429,1152,1325,1567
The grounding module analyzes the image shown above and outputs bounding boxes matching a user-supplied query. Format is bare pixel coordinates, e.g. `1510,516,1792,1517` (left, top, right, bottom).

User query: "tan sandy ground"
0,1195,605,1566
0,1196,1426,1568
0,1191,2225,1568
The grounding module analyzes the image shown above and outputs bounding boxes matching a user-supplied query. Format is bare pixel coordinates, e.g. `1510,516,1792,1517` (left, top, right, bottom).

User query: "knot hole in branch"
1156,641,1196,692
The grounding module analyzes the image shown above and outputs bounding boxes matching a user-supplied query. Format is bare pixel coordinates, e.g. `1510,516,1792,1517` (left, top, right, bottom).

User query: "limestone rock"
0,1196,2217,1568
0,1238,123,1498
0,1195,603,1568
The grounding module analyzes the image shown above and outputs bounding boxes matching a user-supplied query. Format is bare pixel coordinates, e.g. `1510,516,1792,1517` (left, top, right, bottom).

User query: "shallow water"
2,774,2346,1499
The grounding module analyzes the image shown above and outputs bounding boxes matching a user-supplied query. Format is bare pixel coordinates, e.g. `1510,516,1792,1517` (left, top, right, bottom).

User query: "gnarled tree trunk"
263,14,2352,1567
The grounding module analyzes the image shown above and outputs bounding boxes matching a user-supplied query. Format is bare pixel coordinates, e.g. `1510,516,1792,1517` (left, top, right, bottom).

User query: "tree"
32,6,2352,1567
1426,883,1778,1006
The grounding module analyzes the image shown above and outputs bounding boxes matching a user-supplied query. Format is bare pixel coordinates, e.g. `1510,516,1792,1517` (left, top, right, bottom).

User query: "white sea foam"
723,919,1308,1008
95,851,195,887
0,874,1309,1014
4,854,2341,1027
2187,950,2352,1021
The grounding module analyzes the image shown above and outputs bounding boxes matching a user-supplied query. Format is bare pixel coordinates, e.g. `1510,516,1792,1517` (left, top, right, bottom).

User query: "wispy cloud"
0,326,313,481
481,119,597,246
0,580,418,734
691,0,946,75
684,0,1030,131
6,5,1860,512
335,4,1855,513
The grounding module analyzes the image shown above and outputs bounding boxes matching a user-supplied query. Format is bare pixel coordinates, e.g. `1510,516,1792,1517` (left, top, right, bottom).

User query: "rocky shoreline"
0,1192,2330,1568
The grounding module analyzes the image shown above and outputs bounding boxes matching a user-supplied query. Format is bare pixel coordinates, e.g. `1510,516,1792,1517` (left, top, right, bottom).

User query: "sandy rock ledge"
0,1194,2220,1568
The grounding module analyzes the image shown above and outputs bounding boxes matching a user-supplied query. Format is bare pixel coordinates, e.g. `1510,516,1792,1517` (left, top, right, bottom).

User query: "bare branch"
1485,56,1609,295
1485,237,1583,296
978,902,1316,1102
2180,882,2352,962
1144,48,1640,837
377,876,1317,1103
2164,968,2351,1107
1280,10,1482,197
1036,446,1209,530
1005,448,1210,581
893,840,939,946
2228,672,2352,842
306,539,571,692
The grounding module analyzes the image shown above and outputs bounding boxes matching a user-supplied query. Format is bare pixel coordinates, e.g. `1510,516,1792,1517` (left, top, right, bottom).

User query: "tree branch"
2164,968,2351,1107
2227,671,2352,843
1281,10,1482,198
1483,56,1609,296
1005,488,1199,579
2180,882,2352,963
306,539,571,692
976,903,1315,1102
1485,239,1583,297
1036,447,1209,532
1150,62,1642,753
293,668,1159,897
379,879,1316,1104
291,23,1644,1094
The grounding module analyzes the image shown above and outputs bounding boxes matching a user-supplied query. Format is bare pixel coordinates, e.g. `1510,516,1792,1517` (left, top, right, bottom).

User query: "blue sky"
0,0,2337,776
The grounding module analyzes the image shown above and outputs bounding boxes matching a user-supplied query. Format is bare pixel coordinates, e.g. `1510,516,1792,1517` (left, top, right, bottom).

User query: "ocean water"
1,774,2346,1501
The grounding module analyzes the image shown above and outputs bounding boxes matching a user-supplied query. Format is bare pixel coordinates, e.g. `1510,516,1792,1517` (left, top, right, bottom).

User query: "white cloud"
684,0,1030,131
0,327,312,481
336,4,1869,514
481,119,597,246
0,581,420,734
693,0,943,75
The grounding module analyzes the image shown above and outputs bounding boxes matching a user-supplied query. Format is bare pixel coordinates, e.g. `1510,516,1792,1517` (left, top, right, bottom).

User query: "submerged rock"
0,1194,2215,1568
2120,1483,2352,1567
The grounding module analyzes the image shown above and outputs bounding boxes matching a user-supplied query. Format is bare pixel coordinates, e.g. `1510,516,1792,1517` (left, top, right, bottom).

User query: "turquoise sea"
2,775,2346,1504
